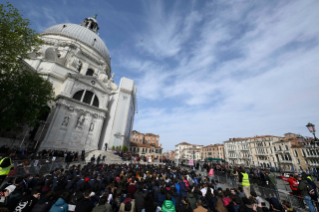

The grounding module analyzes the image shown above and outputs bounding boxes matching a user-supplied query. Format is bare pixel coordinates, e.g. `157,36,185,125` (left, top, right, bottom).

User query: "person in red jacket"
281,173,299,196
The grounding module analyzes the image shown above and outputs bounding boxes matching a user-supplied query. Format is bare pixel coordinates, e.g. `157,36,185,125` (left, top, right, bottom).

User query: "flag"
306,169,309,174
291,166,295,172
313,168,317,177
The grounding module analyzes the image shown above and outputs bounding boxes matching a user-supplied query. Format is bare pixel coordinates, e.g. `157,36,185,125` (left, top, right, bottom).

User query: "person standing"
91,155,95,164
240,169,251,198
81,150,85,161
297,174,316,212
0,149,15,185
97,154,101,164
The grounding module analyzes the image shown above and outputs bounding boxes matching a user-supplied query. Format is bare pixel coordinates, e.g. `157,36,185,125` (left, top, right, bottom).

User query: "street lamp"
306,122,319,146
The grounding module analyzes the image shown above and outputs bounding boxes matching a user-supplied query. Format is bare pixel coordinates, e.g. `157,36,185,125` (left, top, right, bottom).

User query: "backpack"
306,183,316,195
125,201,132,211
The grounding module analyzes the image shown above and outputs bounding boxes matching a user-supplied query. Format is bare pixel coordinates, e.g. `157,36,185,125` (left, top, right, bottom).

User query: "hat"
266,197,281,210
85,178,90,182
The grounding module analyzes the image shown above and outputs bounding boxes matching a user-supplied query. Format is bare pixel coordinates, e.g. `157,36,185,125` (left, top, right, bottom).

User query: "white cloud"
127,0,319,150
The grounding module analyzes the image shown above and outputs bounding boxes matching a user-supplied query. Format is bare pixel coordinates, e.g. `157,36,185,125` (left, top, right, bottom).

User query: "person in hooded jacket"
161,194,176,212
178,180,187,199
134,183,147,212
53,181,69,201
75,190,95,212
171,187,181,212
156,187,166,207
49,192,69,212
31,191,55,212
186,189,196,210
144,192,156,212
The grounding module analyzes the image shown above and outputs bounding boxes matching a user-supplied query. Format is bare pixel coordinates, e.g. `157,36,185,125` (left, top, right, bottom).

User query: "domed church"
24,15,136,152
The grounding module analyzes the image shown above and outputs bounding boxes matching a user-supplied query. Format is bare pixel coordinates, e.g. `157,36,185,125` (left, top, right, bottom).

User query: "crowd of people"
0,149,318,212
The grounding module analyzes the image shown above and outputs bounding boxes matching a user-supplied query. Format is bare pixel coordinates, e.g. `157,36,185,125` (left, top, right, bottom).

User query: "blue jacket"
49,198,68,212
179,182,187,198
175,183,180,195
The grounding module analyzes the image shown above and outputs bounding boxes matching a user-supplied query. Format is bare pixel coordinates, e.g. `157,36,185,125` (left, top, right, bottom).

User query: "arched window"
302,149,306,156
274,146,277,151
86,69,94,76
279,146,282,151
294,150,298,157
285,145,289,151
72,90,99,107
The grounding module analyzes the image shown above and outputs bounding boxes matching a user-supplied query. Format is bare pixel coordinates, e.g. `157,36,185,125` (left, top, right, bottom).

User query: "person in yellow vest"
0,149,16,186
241,169,251,198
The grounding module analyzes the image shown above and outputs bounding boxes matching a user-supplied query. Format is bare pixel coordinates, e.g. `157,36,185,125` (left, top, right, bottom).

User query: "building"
224,133,319,171
175,142,203,160
274,133,319,171
129,130,162,157
224,135,282,167
202,144,225,160
22,16,136,152
169,151,175,159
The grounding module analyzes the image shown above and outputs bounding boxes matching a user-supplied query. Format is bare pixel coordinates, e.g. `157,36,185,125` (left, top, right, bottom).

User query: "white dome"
42,23,110,64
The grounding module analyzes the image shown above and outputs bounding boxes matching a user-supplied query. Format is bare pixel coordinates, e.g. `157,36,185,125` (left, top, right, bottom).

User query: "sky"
8,0,319,151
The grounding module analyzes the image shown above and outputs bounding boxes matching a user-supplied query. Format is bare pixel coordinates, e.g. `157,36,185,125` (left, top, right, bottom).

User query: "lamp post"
306,123,319,146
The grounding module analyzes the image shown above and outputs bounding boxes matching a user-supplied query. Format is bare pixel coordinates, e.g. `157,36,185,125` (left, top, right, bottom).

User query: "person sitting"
265,197,283,212
13,189,41,212
250,191,264,205
75,190,94,212
49,191,69,212
237,187,246,198
194,199,208,212
92,196,112,212
31,191,55,212
282,200,296,212
161,194,176,212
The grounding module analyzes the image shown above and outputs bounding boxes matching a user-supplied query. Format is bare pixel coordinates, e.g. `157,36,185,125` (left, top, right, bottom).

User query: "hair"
237,187,243,192
15,176,24,185
215,197,227,212
45,191,56,199
60,192,69,201
99,196,107,205
31,189,41,195
250,191,257,197
196,199,202,206
84,190,91,197
282,200,291,208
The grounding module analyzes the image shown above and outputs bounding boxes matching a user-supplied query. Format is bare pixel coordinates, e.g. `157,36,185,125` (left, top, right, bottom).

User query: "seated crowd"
0,161,301,212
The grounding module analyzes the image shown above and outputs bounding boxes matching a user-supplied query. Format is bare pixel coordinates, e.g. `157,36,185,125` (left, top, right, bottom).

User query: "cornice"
41,32,111,70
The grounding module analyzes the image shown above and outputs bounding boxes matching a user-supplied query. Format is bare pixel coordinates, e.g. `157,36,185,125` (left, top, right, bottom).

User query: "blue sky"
9,0,319,151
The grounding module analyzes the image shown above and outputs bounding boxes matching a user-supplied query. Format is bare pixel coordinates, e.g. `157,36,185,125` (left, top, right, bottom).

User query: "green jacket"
187,193,196,210
298,179,309,197
268,173,277,185
161,200,176,212
93,203,112,212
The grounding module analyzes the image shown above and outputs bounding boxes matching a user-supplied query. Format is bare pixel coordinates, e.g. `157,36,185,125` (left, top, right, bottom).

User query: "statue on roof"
93,14,98,19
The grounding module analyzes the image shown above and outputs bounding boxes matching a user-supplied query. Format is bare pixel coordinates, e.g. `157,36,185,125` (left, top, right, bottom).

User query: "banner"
189,159,194,166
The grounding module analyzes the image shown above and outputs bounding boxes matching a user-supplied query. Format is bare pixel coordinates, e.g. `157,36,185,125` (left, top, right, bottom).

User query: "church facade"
24,16,136,152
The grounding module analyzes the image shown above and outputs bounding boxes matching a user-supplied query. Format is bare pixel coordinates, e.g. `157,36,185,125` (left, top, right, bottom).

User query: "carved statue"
62,116,69,126
77,114,85,128
77,60,82,72
89,123,94,131
107,73,115,88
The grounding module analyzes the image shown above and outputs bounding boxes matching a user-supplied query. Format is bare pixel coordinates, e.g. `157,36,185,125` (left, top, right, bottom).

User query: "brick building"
130,130,162,157
202,144,225,160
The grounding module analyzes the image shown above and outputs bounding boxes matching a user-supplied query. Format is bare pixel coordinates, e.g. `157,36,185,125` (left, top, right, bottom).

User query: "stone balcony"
279,159,293,164
309,163,319,167
305,154,319,158
255,152,268,156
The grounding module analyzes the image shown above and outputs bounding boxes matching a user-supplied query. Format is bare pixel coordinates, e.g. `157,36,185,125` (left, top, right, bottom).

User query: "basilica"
22,16,136,152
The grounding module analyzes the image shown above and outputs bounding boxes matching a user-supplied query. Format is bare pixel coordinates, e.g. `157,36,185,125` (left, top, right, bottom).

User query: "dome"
42,23,110,64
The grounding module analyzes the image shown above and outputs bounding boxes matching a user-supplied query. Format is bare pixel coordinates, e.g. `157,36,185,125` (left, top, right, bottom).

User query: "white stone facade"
24,17,136,152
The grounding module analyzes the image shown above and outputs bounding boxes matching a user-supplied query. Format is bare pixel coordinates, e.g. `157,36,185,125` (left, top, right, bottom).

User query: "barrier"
212,172,319,212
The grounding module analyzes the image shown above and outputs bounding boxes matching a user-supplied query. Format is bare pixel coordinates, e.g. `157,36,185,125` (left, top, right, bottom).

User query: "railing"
279,159,293,164
212,172,319,212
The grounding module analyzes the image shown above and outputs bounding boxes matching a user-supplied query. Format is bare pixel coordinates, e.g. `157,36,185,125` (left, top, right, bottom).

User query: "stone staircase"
85,150,125,164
